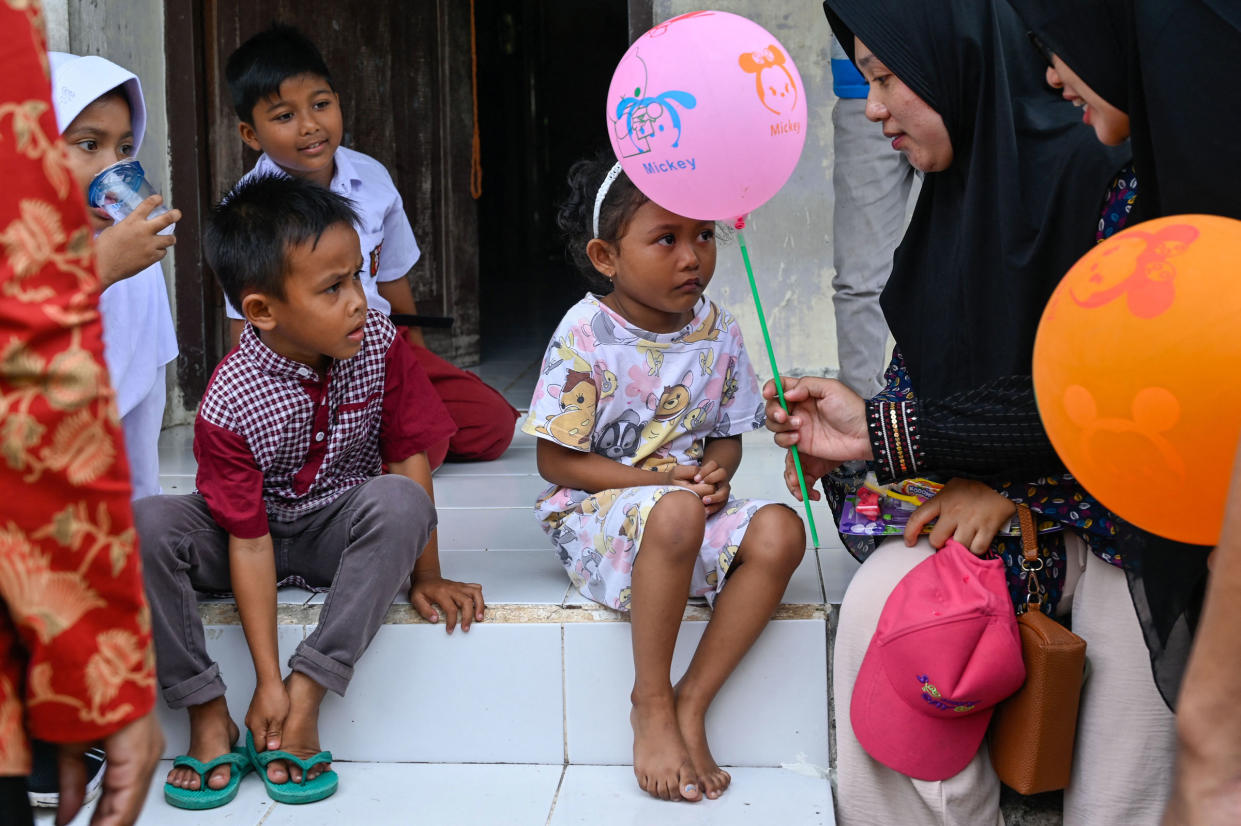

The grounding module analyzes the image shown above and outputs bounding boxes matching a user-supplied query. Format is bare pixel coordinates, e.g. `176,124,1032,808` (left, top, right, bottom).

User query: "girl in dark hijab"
767,0,1173,823
1006,2,1241,822
1007,0,1231,713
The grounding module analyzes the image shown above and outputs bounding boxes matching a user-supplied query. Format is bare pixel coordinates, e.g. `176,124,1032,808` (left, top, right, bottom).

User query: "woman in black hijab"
765,0,1175,823
1005,3,1241,822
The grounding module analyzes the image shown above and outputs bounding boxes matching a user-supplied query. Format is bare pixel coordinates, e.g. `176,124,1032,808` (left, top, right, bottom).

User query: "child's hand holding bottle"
93,193,181,288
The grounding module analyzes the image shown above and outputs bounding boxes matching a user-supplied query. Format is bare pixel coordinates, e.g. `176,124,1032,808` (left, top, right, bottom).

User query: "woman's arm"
765,367,1063,484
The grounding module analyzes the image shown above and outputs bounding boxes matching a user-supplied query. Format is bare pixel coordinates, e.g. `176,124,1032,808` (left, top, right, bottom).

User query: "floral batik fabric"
0,1,155,775
524,294,778,610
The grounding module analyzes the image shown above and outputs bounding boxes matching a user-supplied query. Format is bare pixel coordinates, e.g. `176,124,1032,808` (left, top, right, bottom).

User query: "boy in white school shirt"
221,24,518,468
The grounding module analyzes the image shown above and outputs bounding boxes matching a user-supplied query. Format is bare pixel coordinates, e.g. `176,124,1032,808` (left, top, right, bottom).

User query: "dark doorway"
473,0,630,357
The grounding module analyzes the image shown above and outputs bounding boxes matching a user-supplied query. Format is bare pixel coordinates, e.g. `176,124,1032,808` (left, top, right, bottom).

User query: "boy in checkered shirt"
134,175,485,808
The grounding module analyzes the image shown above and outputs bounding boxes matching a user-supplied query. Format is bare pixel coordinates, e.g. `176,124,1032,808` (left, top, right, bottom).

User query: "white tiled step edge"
40,762,835,826
155,550,831,769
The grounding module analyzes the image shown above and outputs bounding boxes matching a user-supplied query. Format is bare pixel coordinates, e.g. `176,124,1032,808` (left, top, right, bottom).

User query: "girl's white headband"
592,162,624,238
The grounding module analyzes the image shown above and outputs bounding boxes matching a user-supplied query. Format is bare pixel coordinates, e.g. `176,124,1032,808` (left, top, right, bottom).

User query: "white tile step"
39,761,835,826
155,550,830,767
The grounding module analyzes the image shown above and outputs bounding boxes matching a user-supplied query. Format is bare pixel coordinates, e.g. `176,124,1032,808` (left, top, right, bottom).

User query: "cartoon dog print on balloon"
738,45,798,115
612,55,698,158
1070,223,1199,319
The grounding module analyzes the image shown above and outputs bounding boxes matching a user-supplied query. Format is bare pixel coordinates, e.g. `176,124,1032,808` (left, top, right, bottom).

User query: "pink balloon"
607,10,808,223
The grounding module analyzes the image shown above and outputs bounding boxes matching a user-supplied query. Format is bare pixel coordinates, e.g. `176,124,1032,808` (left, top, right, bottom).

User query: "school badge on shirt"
369,240,383,276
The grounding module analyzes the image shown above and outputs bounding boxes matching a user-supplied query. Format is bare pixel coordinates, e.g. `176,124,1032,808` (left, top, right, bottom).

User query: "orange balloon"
1033,214,1241,545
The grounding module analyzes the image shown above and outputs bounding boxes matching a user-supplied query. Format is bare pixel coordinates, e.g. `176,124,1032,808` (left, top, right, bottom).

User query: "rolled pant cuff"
162,663,226,710
288,645,353,697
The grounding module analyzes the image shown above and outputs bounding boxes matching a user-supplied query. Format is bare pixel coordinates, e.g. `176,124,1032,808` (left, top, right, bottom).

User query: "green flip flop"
163,746,253,810
246,731,339,804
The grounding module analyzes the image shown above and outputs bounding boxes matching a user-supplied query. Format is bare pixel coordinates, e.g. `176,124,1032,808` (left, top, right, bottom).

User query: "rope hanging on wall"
469,0,483,199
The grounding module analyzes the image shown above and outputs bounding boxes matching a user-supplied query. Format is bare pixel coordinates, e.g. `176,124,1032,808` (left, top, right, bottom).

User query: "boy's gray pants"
134,474,435,708
831,96,920,398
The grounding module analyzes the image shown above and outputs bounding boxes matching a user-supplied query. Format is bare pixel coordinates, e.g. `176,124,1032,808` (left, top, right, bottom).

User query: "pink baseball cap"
851,540,1025,781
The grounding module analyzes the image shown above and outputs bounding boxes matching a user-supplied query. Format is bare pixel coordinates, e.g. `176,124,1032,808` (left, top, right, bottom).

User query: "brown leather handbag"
989,504,1088,795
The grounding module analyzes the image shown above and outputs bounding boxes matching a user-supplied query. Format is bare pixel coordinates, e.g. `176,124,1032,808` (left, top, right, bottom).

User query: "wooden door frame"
164,0,218,413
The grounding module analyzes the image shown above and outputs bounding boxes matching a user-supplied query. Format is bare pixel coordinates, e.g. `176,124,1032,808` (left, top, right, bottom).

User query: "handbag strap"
1015,503,1045,614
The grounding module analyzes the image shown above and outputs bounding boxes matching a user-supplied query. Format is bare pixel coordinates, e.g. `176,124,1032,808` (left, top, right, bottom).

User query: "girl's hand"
762,377,872,464
666,463,714,500
94,194,180,288
904,477,1016,555
783,450,836,501
696,459,732,515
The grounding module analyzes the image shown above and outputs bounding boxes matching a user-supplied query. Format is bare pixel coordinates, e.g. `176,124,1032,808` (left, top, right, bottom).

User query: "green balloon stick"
735,225,821,549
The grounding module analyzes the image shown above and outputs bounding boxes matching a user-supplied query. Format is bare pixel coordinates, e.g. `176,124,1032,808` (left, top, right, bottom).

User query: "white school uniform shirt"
224,146,421,318
100,261,179,418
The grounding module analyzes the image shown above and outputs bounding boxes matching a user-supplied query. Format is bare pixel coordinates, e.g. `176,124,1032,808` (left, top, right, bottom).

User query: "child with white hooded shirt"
48,52,179,500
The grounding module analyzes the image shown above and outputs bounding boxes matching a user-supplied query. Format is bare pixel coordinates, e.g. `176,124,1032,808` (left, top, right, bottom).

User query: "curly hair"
556,153,649,294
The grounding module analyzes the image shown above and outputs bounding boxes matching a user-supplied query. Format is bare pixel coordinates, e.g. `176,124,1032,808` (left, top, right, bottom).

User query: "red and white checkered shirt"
194,309,455,538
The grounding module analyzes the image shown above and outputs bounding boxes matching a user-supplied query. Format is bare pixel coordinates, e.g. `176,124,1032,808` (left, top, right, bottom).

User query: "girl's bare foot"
630,694,700,802
675,695,731,799
265,672,329,785
167,697,239,791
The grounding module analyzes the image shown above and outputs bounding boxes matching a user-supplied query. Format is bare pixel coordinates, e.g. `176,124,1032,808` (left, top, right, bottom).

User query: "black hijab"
1009,0,1239,707
1006,0,1130,112
1127,0,1241,221
824,0,1128,401
1010,0,1241,224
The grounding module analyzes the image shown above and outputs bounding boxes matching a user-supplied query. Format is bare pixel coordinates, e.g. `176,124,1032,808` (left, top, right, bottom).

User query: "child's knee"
363,474,435,540
744,505,806,569
645,490,707,553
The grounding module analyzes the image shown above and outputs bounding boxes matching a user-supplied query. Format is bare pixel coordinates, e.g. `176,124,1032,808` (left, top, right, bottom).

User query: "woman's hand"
904,477,1017,554
783,450,836,501
762,377,872,464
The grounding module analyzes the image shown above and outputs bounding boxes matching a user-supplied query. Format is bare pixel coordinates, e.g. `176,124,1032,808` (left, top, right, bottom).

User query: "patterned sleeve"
522,304,599,452
864,355,1064,484
0,7,155,771
709,307,766,438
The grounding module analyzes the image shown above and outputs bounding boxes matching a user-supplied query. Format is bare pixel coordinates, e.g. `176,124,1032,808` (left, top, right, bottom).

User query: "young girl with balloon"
523,156,805,803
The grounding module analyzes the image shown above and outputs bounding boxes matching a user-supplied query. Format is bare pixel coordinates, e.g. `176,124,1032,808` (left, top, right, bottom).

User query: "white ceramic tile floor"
549,765,835,826
39,763,832,826
439,549,573,604
260,762,565,826
316,622,565,764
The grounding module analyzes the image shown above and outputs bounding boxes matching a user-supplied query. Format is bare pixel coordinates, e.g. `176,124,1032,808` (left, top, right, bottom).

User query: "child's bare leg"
675,505,805,798
629,490,706,802
264,672,329,784
166,696,239,791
